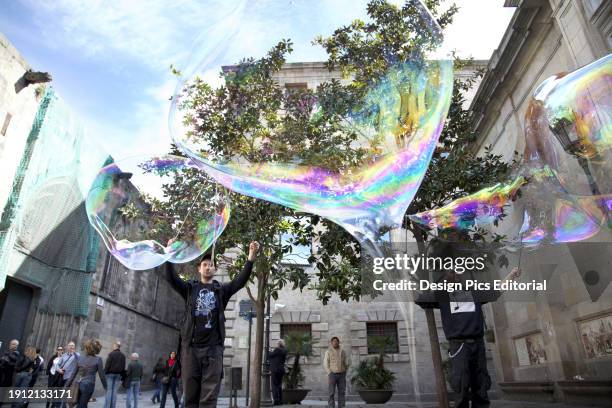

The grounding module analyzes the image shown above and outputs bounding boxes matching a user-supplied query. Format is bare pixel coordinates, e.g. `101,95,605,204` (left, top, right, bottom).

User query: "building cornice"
469,0,551,152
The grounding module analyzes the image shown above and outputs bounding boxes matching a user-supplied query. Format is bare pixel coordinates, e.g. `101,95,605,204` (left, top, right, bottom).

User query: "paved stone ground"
78,388,598,408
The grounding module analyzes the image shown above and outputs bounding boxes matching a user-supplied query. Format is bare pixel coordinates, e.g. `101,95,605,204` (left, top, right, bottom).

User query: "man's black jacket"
269,346,287,373
105,349,126,374
166,260,253,347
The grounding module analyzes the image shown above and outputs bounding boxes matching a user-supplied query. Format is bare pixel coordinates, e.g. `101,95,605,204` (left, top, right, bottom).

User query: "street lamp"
549,116,603,197
260,272,273,407
239,299,257,407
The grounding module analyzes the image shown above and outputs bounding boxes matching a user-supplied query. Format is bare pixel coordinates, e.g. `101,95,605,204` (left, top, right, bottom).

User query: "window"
1,113,12,136
280,323,312,339
366,322,399,354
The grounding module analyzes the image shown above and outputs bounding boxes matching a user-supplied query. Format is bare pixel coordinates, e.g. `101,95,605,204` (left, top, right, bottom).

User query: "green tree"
282,332,313,389
153,1,514,407
168,40,366,407
313,0,516,404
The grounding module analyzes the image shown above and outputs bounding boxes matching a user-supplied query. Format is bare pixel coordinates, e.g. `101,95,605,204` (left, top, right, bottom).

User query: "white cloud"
17,0,516,160
22,0,240,72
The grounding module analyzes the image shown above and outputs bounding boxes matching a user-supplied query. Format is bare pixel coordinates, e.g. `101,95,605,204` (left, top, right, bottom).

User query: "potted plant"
282,332,312,404
351,336,396,404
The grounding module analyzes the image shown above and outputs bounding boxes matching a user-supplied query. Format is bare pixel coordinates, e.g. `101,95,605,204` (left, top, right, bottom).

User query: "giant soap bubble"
86,155,230,270
525,53,611,196
410,54,612,249
169,0,453,256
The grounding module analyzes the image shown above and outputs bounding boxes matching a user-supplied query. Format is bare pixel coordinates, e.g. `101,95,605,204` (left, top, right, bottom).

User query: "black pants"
181,344,224,408
448,338,491,408
160,378,179,408
0,369,14,408
271,371,284,405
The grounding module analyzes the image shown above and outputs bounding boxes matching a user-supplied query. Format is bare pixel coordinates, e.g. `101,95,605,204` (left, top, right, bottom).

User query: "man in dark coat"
268,340,287,406
0,340,21,407
166,240,259,408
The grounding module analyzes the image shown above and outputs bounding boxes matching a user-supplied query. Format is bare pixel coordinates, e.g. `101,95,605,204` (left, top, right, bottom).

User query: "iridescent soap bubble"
409,55,612,249
86,155,230,270
170,0,453,255
525,54,612,196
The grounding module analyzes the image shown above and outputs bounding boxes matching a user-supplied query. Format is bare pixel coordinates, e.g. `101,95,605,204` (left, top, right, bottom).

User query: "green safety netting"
0,87,109,317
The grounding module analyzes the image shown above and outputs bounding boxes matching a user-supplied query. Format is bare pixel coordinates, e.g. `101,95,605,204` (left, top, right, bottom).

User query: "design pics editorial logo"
372,254,486,275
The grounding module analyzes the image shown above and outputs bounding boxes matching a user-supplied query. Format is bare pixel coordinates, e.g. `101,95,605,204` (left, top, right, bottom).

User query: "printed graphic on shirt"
195,288,217,328
449,291,476,314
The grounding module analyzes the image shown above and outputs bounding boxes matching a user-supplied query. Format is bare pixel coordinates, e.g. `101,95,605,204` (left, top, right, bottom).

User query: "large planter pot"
357,389,394,404
283,388,310,404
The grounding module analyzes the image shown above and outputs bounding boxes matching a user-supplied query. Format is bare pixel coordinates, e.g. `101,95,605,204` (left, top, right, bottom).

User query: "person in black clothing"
166,240,259,408
13,346,36,408
268,340,287,406
46,346,64,408
151,358,166,404
416,234,521,408
103,341,126,408
28,348,44,387
0,340,21,389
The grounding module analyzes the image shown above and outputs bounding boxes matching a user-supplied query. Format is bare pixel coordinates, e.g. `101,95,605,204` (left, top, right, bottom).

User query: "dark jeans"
448,338,491,408
271,371,284,405
328,372,346,408
12,372,32,408
160,378,179,408
181,344,224,408
153,376,162,402
49,378,65,408
77,381,95,408
0,368,15,408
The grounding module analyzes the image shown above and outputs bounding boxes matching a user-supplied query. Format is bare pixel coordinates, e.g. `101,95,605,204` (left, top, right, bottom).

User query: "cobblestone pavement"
77,388,599,408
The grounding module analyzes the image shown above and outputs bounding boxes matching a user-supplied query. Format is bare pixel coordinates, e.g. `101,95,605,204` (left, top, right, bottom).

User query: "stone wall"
470,0,612,403
83,249,184,392
0,32,43,290
218,59,496,402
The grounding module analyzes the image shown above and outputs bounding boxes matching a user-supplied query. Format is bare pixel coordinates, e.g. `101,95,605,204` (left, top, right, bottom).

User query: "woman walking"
151,358,165,404
66,339,107,408
159,352,180,408
12,346,36,408
46,346,64,408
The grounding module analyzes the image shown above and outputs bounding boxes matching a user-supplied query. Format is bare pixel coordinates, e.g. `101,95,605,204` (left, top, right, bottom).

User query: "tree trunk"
249,276,266,408
411,224,449,407
425,308,449,408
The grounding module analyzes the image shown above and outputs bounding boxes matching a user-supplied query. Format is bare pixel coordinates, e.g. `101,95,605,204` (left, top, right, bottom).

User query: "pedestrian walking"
125,353,143,408
103,341,126,408
27,348,44,387
323,337,350,408
0,339,21,407
54,341,80,408
159,352,180,408
269,340,287,406
66,339,107,408
46,346,64,408
151,358,165,404
12,346,36,408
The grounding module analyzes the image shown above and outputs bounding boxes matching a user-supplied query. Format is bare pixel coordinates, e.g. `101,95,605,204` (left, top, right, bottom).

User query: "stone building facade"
219,60,490,402
470,0,611,405
0,33,183,394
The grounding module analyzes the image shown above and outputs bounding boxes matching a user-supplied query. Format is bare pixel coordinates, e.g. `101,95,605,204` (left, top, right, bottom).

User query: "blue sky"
0,0,514,160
